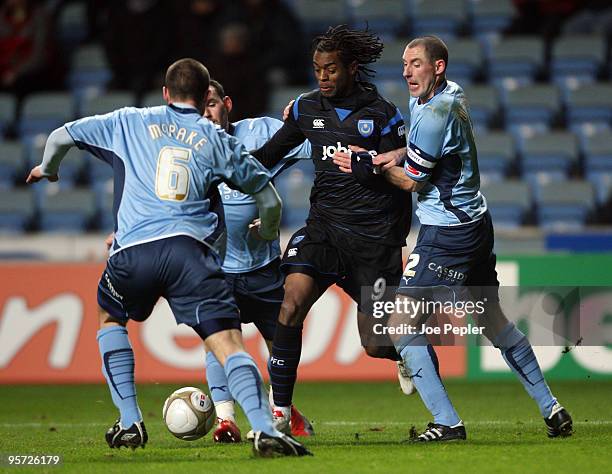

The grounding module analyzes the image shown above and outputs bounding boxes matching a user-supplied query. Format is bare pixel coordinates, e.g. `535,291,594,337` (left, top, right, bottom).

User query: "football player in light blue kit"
26,59,311,457
202,79,314,442
334,36,572,442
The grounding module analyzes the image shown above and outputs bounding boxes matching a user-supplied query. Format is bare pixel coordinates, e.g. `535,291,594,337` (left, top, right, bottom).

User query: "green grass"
0,381,610,473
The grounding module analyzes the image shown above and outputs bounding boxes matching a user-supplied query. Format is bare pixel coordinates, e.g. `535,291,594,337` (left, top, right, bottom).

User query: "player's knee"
278,298,307,327
98,307,126,329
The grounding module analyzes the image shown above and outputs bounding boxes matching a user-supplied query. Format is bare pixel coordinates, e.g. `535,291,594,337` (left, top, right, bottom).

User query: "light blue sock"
397,334,461,427
206,351,232,404
97,326,142,427
495,323,557,417
224,351,279,436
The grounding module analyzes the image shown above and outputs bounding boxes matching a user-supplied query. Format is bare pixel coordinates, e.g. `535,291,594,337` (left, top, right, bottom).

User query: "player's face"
402,45,443,102
313,51,356,98
204,86,231,130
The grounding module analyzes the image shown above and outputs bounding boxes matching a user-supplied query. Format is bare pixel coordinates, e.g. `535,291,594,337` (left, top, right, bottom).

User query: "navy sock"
97,326,142,427
269,322,302,407
495,323,557,417
225,351,278,436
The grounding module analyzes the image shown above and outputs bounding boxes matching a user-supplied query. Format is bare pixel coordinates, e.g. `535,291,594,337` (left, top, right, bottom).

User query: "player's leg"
268,272,321,431
96,255,156,449
470,215,572,436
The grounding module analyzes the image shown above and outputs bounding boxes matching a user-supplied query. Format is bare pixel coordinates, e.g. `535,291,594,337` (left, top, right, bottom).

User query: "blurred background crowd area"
2,0,612,244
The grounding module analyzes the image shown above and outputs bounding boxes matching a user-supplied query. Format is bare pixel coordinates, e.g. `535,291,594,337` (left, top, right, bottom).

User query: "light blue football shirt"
220,116,311,273
65,104,271,256
403,80,487,226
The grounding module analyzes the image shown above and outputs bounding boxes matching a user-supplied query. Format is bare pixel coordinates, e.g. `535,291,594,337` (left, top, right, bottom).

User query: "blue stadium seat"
377,81,407,112
88,154,114,184
141,89,164,108
536,180,595,229
551,35,605,84
583,131,612,205
69,44,112,97
274,160,313,228
565,82,612,130
373,39,406,82
503,84,561,136
94,181,115,232
521,132,579,184
58,1,88,47
0,93,16,136
349,0,407,36
488,36,544,89
480,180,530,228
19,93,74,139
28,142,87,188
469,0,517,36
474,132,515,181
446,39,483,85
411,0,468,39
0,189,35,233
293,0,348,37
38,187,97,232
267,86,308,119
0,141,26,188
80,92,137,117
462,85,500,131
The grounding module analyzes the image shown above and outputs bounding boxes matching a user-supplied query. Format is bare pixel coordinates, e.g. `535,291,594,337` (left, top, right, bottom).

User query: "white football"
162,387,216,441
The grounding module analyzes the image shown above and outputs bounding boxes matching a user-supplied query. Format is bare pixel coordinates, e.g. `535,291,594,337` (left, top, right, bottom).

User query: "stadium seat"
0,141,26,188
462,84,500,131
0,188,35,233
374,39,407,82
470,0,517,36
18,93,75,138
267,86,309,119
0,93,16,135
94,181,115,232
293,0,348,37
474,132,515,181
565,82,612,130
503,84,561,135
141,89,164,108
38,187,97,232
68,44,112,96
88,154,114,183
536,180,595,229
28,141,87,188
348,0,407,36
58,1,88,47
488,36,544,88
411,0,468,39
521,132,579,184
80,92,137,117
583,131,612,204
445,38,483,85
551,35,605,83
480,180,530,228
377,81,408,111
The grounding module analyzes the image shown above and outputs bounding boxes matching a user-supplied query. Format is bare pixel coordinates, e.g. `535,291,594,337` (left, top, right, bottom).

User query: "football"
162,387,216,441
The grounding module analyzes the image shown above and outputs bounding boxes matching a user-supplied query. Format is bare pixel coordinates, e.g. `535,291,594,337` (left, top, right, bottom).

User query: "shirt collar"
168,102,200,115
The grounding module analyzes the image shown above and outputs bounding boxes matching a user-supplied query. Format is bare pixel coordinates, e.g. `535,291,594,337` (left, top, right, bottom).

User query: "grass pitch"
0,380,610,474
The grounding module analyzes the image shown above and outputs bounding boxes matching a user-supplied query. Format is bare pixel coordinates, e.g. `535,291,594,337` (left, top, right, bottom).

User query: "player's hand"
105,232,115,250
282,100,295,121
332,145,367,173
248,218,268,241
26,165,58,184
373,148,406,172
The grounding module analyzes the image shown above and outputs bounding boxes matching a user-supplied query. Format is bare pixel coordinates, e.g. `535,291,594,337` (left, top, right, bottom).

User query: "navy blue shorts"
224,258,284,341
398,211,499,301
97,236,240,339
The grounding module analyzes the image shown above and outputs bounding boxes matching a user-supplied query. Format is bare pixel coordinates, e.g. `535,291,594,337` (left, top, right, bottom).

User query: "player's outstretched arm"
252,183,282,240
26,126,75,184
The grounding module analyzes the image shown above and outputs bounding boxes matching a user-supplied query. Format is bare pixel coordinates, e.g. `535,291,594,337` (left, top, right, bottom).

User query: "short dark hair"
209,79,225,99
312,25,383,79
165,58,210,104
407,36,449,67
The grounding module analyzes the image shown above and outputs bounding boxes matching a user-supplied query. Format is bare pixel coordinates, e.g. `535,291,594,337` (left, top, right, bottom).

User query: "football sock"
495,323,557,417
225,351,279,436
205,351,235,421
97,326,142,427
398,335,461,427
269,322,303,408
